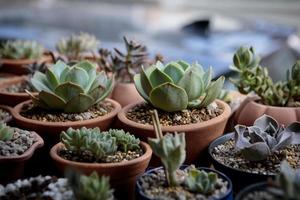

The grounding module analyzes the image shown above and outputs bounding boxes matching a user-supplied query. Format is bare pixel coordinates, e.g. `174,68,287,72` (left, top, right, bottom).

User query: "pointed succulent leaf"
149,68,173,88
241,142,271,161
134,74,149,101
54,82,84,102
64,94,94,113
31,71,52,92
139,67,153,96
39,91,66,110
253,114,279,132
163,62,185,83
64,66,89,88
177,60,190,71
273,131,294,151
200,76,225,107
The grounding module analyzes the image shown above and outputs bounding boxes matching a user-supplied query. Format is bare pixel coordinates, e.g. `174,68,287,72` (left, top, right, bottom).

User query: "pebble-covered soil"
212,139,300,175
0,176,73,200
20,101,114,122
0,81,33,93
0,109,11,122
240,190,277,200
59,148,144,163
139,168,228,200
126,102,223,126
0,127,37,156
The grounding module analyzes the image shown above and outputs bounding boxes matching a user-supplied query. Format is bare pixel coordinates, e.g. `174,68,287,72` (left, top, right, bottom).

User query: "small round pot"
11,98,121,145
0,105,13,124
0,54,52,75
0,76,37,106
208,133,275,192
111,83,143,107
117,99,231,164
0,131,44,184
235,182,270,200
50,141,152,200
136,166,233,200
233,96,300,126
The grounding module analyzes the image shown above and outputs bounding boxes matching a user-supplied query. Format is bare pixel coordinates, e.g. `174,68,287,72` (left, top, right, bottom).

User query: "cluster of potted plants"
0,32,299,199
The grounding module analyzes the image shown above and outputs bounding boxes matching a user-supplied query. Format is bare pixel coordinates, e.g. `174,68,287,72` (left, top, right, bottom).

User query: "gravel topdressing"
212,139,300,175
241,190,276,200
0,127,37,156
0,81,33,93
0,108,11,122
126,102,223,126
139,167,229,200
20,101,114,122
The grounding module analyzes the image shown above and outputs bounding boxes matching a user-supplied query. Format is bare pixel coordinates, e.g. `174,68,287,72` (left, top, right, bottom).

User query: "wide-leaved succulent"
27,60,113,113
56,32,100,60
0,40,44,60
0,123,13,141
134,60,224,112
234,114,300,161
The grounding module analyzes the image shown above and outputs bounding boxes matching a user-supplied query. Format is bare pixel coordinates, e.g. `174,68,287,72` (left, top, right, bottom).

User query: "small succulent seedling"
234,114,300,161
231,46,300,107
67,170,114,200
107,129,140,152
185,166,218,195
134,60,224,112
0,40,44,60
27,60,113,113
148,110,186,186
56,32,100,60
0,123,13,141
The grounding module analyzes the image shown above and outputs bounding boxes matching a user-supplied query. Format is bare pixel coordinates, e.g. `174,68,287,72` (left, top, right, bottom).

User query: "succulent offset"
0,123,13,141
61,127,141,162
56,32,100,60
234,115,300,161
148,110,186,186
185,166,218,195
27,60,113,113
231,46,300,106
67,171,114,200
0,40,44,60
134,60,224,112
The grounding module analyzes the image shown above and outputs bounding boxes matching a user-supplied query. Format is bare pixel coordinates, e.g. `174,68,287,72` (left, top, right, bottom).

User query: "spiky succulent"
56,32,100,60
61,127,141,162
27,60,113,113
0,40,44,60
185,166,218,195
0,123,13,141
234,114,300,161
67,171,114,200
148,110,186,186
134,60,224,112
231,46,300,106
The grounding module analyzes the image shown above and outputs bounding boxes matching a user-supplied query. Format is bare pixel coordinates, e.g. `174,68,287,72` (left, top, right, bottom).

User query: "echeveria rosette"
234,115,300,161
134,60,225,112
27,60,113,113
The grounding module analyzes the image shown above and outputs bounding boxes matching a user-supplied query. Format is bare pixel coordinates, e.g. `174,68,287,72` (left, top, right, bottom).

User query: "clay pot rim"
0,105,13,123
0,76,38,97
208,133,275,177
0,130,44,162
118,99,231,132
251,98,300,109
11,98,121,128
50,141,152,168
1,53,52,65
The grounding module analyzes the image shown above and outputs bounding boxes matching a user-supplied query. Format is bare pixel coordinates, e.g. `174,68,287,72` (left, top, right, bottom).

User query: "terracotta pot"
233,96,300,126
11,98,121,145
50,141,152,200
0,130,44,184
111,83,143,107
0,73,20,84
117,100,231,165
0,76,37,106
0,105,13,123
0,54,52,75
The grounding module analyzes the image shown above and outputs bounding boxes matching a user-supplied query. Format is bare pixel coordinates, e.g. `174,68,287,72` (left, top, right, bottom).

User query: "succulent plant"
0,123,13,141
234,114,300,161
230,46,300,107
56,32,100,60
185,166,218,195
148,110,186,186
107,129,140,152
67,171,114,200
134,60,224,112
0,40,44,60
27,60,113,113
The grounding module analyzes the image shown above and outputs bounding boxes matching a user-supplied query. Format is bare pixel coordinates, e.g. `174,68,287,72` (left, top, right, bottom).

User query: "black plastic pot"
208,133,275,192
136,166,233,200
235,182,269,200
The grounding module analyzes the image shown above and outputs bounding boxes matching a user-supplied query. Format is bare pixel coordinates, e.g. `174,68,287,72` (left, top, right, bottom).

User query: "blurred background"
0,0,300,82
